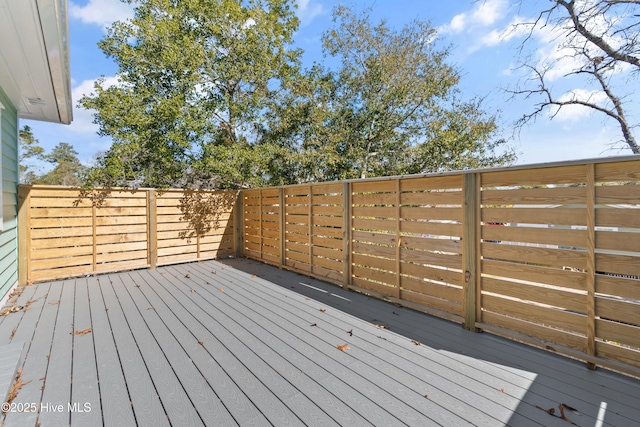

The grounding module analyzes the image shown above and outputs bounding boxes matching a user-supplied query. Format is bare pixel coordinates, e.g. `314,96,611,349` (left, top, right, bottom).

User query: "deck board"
70,277,102,426
131,269,269,426
175,264,458,426
182,262,531,427
37,280,75,427
109,273,204,426
97,274,169,426
124,271,237,426
0,258,639,427
86,276,137,427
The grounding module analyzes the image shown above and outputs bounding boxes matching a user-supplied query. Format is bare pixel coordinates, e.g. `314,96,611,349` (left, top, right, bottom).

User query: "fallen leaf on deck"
499,388,505,393
411,340,421,346
198,340,204,346
185,274,191,278
392,311,399,315
218,288,224,292
374,323,389,329
535,405,555,415
8,288,22,299
9,327,16,340
561,403,578,412
251,275,257,278
212,270,217,274
310,323,317,327
72,328,92,336
0,306,24,316
347,329,353,336
424,394,428,398
377,336,387,340
558,404,576,424
4,369,31,407
337,343,350,351
49,301,60,305
319,308,326,313
190,289,195,293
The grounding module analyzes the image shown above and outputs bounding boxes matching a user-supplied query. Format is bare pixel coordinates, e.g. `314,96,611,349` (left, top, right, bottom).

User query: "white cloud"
439,0,508,35
549,89,609,122
296,0,324,27
69,76,120,135
69,0,134,29
448,14,467,33
472,0,508,27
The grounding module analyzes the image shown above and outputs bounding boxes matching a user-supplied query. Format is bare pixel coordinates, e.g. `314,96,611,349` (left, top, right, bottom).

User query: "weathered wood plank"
482,186,585,205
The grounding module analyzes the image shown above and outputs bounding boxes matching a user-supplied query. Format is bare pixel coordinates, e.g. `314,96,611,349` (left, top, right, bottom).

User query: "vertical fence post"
147,189,157,269
342,182,351,290
395,179,401,299
308,185,313,270
234,190,244,258
17,185,31,286
586,164,597,370
279,187,285,268
462,173,480,331
92,202,97,274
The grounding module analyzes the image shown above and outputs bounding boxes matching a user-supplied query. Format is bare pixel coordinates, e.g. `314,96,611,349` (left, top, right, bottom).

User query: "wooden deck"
1,259,639,426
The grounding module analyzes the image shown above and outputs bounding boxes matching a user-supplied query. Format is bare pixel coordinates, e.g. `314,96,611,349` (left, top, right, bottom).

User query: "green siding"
0,86,18,300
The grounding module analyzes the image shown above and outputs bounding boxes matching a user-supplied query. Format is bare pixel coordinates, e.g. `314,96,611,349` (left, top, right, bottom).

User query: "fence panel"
20,186,237,283
18,156,640,376
479,165,591,353
243,188,281,266
399,175,464,320
592,164,640,369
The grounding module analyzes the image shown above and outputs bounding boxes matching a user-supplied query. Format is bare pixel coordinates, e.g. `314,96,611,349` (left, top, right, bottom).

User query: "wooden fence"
16,156,640,377
18,186,237,283
241,157,640,377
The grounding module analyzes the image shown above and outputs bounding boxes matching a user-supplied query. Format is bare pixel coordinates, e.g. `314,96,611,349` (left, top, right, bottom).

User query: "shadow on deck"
0,258,638,426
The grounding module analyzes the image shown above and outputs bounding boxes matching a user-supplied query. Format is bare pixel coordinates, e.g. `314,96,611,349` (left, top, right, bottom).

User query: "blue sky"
24,0,639,172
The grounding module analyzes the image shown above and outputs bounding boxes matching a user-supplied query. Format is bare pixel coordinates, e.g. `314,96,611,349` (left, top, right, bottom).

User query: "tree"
508,0,640,154
79,0,301,190
266,6,514,182
35,143,86,186
18,125,44,184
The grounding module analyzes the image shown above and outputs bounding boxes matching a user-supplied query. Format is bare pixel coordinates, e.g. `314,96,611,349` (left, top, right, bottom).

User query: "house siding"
0,86,18,300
